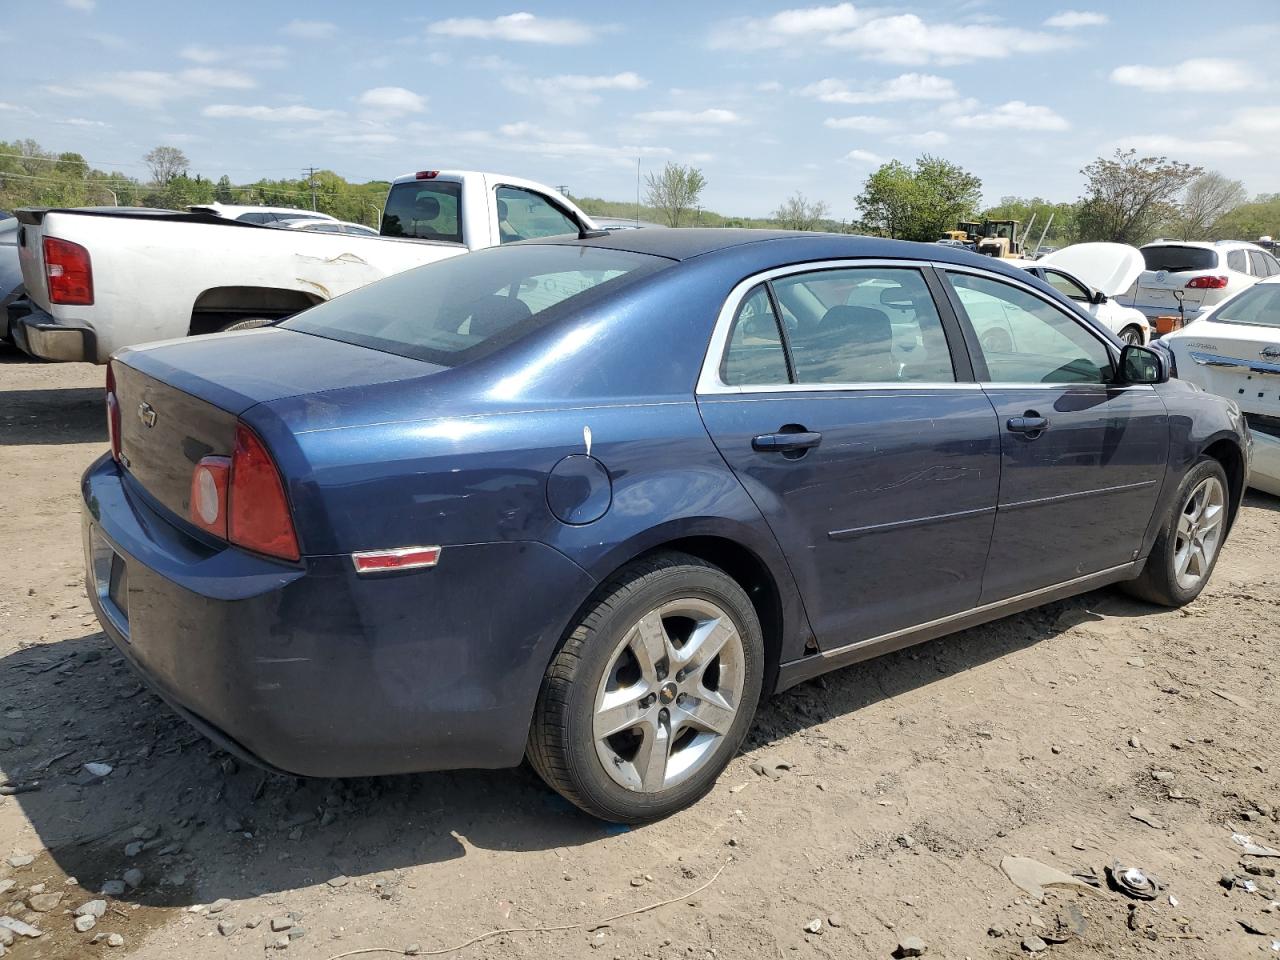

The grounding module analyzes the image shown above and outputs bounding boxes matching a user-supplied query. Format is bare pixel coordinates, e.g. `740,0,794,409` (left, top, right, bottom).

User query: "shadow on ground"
0,585,1143,907
0,387,106,445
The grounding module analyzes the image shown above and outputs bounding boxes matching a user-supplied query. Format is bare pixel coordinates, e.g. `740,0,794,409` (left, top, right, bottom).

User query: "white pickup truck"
11,170,594,363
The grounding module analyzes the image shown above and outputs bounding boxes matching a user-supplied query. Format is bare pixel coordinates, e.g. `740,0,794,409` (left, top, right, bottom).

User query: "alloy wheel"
592,598,745,793
1173,475,1225,590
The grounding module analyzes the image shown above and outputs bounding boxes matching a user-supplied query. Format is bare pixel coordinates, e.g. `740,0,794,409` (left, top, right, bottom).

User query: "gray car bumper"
11,305,96,362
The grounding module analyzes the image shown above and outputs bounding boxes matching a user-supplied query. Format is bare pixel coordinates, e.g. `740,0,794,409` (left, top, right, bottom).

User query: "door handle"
752,431,823,453
1006,414,1049,435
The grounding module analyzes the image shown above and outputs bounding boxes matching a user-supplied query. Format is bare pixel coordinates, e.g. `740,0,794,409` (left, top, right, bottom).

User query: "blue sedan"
83,229,1250,822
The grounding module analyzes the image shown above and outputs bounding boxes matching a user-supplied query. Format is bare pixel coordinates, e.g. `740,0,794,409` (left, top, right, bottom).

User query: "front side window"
496,186,579,243
381,180,463,243
948,272,1113,384
1043,269,1090,302
283,245,668,365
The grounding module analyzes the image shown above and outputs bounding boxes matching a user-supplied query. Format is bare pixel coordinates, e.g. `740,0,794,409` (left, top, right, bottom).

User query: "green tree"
143,146,189,187
644,162,707,227
1075,149,1202,245
773,191,831,231
1212,194,1280,240
855,155,982,241
982,196,1080,249
215,175,234,203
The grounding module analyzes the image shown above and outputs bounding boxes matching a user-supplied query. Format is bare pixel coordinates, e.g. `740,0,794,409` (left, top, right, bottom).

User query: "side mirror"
1119,344,1168,384
1092,290,1108,305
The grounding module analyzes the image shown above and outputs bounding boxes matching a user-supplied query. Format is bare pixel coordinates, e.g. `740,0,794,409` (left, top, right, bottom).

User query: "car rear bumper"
1251,427,1280,497
13,304,97,362
82,454,596,778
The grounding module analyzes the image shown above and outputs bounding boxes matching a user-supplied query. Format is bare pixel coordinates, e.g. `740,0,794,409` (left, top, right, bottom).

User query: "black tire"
1123,456,1229,607
217,317,275,333
1119,324,1145,346
527,552,764,823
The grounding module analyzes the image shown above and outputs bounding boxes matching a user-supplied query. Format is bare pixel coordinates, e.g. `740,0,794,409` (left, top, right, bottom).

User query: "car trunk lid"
114,327,442,523
1177,322,1280,419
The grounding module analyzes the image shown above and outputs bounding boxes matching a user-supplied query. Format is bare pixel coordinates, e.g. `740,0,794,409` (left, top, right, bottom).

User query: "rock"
74,914,97,933
131,825,158,841
270,917,294,932
0,881,11,897
5,856,33,869
1151,770,1175,783
405,945,421,957
83,763,113,778
75,901,107,918
100,880,125,896
827,913,844,928
1243,810,1261,822
271,935,290,950
106,932,124,947
0,929,11,948
1129,736,1142,750
630,878,645,887
287,827,303,842
1001,856,1107,902
803,918,822,934
1022,935,1048,953
898,835,915,849
325,876,349,889
122,868,143,890
217,919,235,937
0,917,42,939
893,936,927,957
26,884,44,896
123,841,143,858
1126,657,1146,667
223,815,243,833
1129,806,1165,830
27,893,63,912
208,898,232,914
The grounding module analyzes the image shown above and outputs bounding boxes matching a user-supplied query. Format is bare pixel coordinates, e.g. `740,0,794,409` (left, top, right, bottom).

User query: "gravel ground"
1,352,1278,960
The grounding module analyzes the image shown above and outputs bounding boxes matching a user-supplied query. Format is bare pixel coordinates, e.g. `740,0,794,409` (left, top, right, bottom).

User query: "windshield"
1141,246,1218,273
381,180,463,243
1214,283,1280,328
283,244,670,365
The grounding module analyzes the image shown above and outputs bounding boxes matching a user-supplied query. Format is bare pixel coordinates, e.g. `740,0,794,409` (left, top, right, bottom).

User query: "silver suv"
1118,239,1280,321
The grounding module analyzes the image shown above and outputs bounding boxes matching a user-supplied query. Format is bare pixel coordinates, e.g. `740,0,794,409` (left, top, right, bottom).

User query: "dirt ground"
1,352,1278,960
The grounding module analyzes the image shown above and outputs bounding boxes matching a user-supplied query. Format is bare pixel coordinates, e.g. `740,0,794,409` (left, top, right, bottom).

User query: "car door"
696,263,1002,651
939,268,1169,603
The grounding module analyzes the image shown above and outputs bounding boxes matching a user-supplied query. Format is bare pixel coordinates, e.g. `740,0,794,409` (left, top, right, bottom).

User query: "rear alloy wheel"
218,317,275,333
1119,324,1145,346
1123,457,1229,607
528,553,763,822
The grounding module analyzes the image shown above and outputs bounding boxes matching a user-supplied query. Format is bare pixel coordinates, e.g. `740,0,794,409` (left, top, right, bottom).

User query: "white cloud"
1116,134,1252,158
58,117,109,128
801,73,957,105
282,19,337,39
634,108,742,126
429,12,597,45
892,130,950,147
0,102,37,116
1044,10,1108,28
756,81,783,93
356,86,427,116
63,0,95,10
203,103,342,122
178,43,288,68
180,44,223,63
180,68,256,89
712,6,1071,63
823,115,893,132
950,100,1069,131
1229,107,1280,135
532,72,647,94
1110,58,1257,93
331,132,398,146
468,54,518,71
844,149,884,164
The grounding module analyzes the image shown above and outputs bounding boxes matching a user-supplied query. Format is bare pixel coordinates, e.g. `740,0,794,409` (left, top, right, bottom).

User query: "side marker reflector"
352,546,442,574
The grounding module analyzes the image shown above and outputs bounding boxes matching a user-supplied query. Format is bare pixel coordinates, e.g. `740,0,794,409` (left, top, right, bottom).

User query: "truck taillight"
1186,275,1228,289
43,236,94,305
189,424,299,561
105,363,121,462
415,170,439,179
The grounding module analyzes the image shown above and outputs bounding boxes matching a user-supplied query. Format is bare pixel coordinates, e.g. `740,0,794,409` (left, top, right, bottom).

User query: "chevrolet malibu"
84,230,1250,822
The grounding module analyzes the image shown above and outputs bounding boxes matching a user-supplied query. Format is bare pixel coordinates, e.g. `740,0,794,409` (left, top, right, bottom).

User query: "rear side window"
381,181,463,243
1229,250,1248,273
1249,251,1270,276
496,186,579,243
283,244,668,366
1142,245,1218,273
721,285,789,386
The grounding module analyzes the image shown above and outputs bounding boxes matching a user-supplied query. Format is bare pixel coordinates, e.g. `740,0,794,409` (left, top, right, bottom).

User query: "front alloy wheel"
1172,475,1225,591
528,553,763,822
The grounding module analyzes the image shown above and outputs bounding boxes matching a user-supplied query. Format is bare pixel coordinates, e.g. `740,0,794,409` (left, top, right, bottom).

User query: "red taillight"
105,363,121,462
43,236,94,305
227,424,299,561
414,170,439,179
189,456,231,538
1186,275,1229,289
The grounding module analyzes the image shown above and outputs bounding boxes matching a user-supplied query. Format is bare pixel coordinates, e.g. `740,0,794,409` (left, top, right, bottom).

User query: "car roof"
529,227,1019,269
1143,238,1263,251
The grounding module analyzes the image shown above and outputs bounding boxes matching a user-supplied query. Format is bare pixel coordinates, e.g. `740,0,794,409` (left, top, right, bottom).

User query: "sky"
2,1,1278,218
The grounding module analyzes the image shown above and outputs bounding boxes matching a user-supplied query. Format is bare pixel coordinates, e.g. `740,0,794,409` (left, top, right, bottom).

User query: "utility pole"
635,157,641,226
555,184,571,198
306,167,319,211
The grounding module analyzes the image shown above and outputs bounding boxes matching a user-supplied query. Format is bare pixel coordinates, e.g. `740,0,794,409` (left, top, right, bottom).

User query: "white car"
1163,276,1280,496
1013,242,1151,345
1116,239,1280,323
188,203,338,225
273,218,379,237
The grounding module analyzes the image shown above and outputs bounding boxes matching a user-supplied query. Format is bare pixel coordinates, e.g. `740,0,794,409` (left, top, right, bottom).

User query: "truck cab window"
381,181,464,244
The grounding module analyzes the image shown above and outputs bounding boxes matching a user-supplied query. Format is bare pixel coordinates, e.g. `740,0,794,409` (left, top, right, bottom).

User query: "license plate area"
90,526,130,638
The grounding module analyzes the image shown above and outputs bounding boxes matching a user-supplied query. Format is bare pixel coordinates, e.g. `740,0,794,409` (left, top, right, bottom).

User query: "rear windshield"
283,244,670,365
1215,282,1280,328
1141,245,1218,273
381,180,463,243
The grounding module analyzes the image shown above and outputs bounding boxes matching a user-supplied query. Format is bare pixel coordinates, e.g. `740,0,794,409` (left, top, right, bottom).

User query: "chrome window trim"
696,258,965,396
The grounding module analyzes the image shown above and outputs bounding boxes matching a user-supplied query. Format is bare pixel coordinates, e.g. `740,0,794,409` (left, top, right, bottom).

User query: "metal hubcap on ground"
1173,476,1225,590
593,598,745,793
